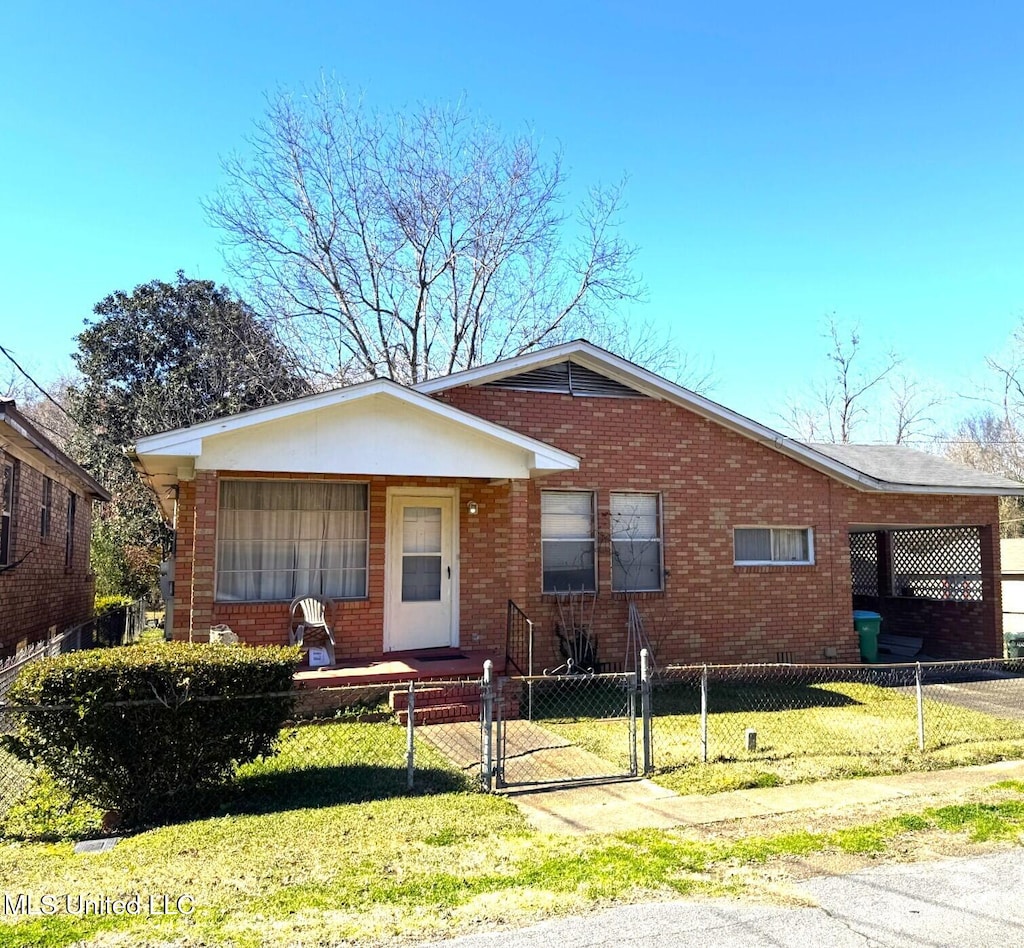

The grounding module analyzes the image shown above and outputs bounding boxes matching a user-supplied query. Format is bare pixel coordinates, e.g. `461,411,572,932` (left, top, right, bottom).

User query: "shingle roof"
806,443,1024,493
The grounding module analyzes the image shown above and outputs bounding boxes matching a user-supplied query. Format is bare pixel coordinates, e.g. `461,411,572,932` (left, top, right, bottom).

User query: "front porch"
291,646,508,723
293,647,504,688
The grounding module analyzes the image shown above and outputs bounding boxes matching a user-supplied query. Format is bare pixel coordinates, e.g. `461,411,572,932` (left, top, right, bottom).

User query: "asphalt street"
418,848,1024,947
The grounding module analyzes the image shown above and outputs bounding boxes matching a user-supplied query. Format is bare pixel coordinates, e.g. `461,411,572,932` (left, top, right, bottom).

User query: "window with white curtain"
611,492,662,591
216,480,369,601
541,491,596,593
734,527,813,565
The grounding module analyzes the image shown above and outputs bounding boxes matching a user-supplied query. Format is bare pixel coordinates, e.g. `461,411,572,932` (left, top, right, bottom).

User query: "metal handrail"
505,600,534,677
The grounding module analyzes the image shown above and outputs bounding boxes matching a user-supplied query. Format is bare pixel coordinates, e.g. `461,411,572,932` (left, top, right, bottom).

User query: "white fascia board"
849,481,1024,497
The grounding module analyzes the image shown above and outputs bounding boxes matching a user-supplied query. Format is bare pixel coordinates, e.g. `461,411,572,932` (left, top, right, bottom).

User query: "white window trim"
610,490,664,592
214,477,371,603
733,526,815,566
541,489,598,594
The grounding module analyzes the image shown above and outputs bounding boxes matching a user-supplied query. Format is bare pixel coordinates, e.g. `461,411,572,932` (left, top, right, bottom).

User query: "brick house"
130,341,1024,670
1,400,110,658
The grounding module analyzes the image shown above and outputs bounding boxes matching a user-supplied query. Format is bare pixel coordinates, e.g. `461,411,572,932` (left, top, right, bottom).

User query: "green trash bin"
1005,631,1024,659
853,610,882,663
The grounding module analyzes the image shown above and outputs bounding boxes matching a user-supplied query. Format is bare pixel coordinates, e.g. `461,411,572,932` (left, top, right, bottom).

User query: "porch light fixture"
467,501,479,515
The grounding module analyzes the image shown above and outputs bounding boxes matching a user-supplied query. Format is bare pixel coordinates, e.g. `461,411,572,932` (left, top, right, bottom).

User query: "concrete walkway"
505,758,1024,834
420,719,630,783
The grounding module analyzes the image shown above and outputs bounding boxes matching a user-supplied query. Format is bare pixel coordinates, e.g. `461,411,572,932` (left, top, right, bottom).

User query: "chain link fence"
495,673,637,787
648,659,1024,790
0,678,486,839
5,657,1024,839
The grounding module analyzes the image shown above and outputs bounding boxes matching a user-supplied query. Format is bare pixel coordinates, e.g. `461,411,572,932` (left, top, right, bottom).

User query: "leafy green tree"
69,273,310,598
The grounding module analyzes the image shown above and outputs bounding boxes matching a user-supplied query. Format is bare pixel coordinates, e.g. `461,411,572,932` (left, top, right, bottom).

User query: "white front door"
385,490,457,652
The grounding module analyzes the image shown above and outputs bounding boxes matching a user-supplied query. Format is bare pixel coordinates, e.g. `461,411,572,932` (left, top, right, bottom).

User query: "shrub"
3,642,300,827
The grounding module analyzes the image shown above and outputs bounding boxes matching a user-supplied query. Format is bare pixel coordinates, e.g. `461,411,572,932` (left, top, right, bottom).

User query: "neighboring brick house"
0,401,110,658
130,341,1024,669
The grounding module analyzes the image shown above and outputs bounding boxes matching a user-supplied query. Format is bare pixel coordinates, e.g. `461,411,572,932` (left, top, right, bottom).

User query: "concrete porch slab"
294,648,502,687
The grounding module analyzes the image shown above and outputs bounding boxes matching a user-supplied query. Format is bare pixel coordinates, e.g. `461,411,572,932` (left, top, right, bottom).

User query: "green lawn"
543,680,1024,795
4,777,1024,947
1,716,473,840
5,689,1024,946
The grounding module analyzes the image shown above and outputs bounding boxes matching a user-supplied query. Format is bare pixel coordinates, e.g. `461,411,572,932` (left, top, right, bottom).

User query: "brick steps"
389,684,520,725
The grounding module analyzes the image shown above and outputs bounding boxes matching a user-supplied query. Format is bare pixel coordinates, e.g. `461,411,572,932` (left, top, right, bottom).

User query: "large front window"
541,490,596,593
217,480,369,602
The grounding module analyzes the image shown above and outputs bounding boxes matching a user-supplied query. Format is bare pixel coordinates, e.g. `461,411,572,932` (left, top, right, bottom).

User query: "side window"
610,492,662,591
65,490,77,569
734,527,813,565
41,476,53,538
541,491,596,593
1,461,13,567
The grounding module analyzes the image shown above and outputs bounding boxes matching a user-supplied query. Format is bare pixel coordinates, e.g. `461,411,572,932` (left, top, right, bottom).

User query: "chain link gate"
489,672,639,788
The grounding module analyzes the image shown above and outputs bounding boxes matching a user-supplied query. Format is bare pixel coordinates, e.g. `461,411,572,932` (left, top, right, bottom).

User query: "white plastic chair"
289,595,336,667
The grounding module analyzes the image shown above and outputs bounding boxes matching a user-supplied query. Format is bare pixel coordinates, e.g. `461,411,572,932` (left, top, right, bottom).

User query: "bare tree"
10,376,78,453
887,372,944,445
782,314,901,443
206,80,646,387
947,410,1024,537
945,324,1024,536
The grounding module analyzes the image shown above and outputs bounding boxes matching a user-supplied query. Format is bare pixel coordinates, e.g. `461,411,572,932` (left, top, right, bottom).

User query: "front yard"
5,774,1024,947
6,672,1024,945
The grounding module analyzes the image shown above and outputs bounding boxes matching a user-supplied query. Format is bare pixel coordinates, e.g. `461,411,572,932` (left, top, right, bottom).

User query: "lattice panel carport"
850,532,879,596
890,527,983,601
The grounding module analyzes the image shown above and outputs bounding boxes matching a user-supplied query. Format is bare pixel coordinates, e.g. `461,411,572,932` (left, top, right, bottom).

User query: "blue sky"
2,1,1022,440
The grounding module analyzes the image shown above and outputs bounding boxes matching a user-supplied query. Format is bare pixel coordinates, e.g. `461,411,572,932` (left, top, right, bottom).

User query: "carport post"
700,664,709,764
481,660,494,791
640,648,653,773
406,681,415,789
916,662,925,750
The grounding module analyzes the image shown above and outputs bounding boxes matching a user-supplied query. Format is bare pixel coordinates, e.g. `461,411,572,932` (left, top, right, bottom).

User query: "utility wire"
0,343,76,424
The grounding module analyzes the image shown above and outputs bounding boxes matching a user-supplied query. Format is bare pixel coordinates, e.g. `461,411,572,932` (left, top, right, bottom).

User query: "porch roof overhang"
128,380,579,520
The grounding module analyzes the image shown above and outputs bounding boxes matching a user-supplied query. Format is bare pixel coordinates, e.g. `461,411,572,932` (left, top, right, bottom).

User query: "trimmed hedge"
4,642,300,827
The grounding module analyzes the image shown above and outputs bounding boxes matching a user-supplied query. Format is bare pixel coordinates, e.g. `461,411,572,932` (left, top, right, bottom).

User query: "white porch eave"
129,381,578,520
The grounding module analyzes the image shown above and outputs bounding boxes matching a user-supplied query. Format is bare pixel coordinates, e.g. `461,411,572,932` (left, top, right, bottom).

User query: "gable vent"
483,360,647,398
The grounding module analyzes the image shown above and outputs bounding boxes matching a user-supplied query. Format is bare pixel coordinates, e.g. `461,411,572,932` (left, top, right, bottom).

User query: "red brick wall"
436,386,1002,665
168,387,1005,665
0,447,96,657
172,472,514,659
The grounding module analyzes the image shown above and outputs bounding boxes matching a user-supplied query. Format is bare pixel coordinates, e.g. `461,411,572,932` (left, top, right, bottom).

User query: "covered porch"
131,378,579,661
